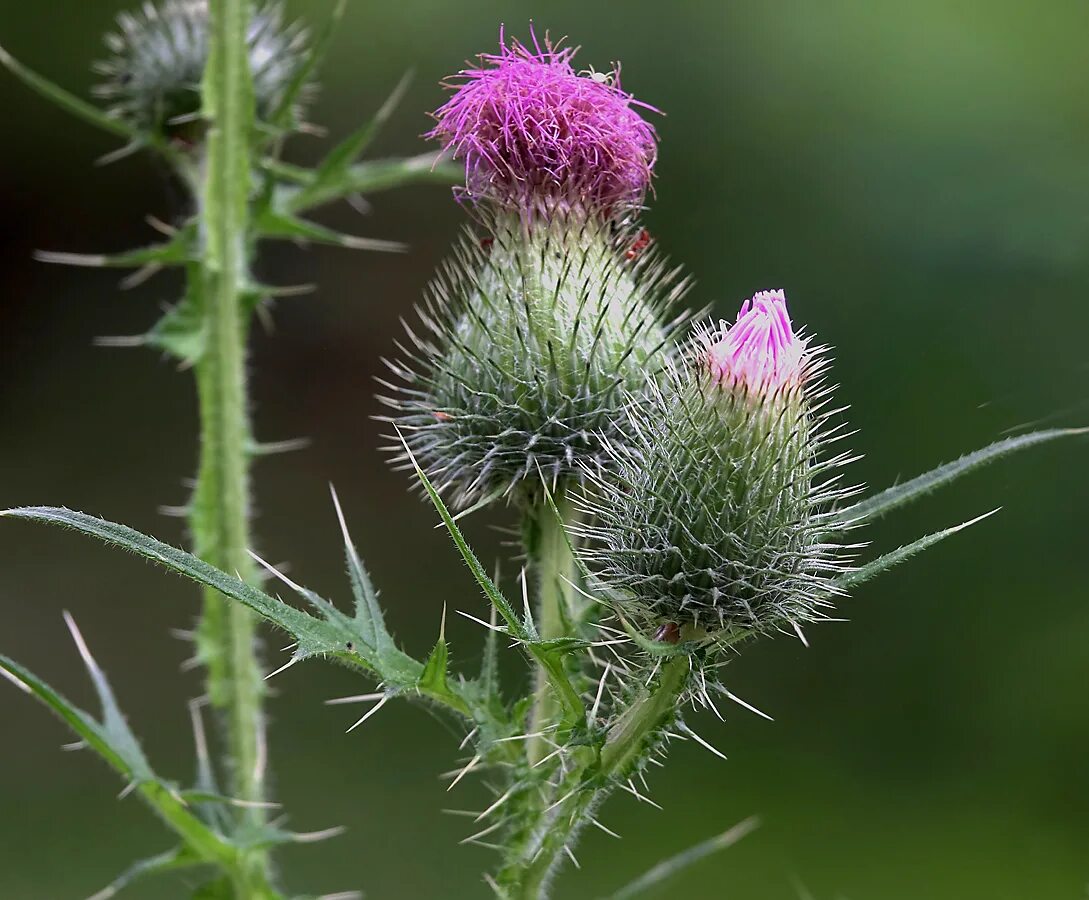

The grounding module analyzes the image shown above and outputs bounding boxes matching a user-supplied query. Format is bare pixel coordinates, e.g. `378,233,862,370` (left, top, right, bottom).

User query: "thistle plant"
1,0,457,896
1,16,1085,900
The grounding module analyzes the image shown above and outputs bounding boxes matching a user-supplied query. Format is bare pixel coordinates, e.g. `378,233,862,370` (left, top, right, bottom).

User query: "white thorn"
724,689,774,722
545,787,578,813
63,611,101,679
589,817,621,839
249,550,307,595
531,747,564,769
589,663,611,723
253,713,268,787
292,825,348,843
324,692,386,706
447,754,481,792
458,727,479,750
345,694,390,733
264,656,299,681
563,845,581,869
459,819,505,845
188,700,210,770
679,723,729,761
0,665,31,694
455,609,508,633
492,730,550,744
475,785,516,821
792,620,810,647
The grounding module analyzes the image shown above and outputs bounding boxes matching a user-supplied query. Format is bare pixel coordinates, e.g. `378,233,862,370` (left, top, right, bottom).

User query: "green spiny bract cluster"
381,212,689,509
576,331,857,639
94,0,309,139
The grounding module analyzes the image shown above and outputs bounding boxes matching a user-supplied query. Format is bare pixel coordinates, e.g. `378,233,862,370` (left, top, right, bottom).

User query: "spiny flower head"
94,0,310,139
381,215,689,509
576,291,857,641
429,27,658,218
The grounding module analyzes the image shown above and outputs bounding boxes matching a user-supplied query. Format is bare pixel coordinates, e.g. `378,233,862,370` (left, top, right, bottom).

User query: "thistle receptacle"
578,290,858,640
383,29,688,508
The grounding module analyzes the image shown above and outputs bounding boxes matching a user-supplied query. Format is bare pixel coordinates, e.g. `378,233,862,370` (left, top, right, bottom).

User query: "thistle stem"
500,655,691,898
522,489,577,765
188,0,271,891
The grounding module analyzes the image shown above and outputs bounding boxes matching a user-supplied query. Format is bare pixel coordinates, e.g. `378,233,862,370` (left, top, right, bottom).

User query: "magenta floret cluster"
706,290,809,395
429,27,658,217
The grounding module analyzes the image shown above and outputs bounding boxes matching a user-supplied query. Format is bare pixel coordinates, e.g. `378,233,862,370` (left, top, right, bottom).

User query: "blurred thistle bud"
382,29,687,508
94,0,309,143
576,290,858,639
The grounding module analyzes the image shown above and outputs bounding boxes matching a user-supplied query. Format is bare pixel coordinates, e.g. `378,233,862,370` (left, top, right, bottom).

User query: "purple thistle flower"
705,290,808,394
428,26,659,218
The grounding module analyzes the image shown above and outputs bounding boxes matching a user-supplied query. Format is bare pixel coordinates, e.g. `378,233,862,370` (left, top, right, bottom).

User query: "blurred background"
2,1,1088,897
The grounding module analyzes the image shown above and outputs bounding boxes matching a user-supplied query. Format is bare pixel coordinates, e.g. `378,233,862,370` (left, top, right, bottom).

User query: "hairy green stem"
522,490,577,765
500,655,691,898
189,0,270,893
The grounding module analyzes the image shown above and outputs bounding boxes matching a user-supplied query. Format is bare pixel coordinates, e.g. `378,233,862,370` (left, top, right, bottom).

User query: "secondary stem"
501,655,692,898
523,489,577,765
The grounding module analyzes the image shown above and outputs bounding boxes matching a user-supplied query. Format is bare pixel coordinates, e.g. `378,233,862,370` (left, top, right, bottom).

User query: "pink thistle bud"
428,26,659,218
705,290,808,395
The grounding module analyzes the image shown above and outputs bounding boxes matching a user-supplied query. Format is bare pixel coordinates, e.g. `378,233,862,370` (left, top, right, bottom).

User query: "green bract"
382,213,689,508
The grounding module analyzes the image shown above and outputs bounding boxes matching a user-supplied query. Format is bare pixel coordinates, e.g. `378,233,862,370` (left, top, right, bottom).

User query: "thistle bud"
577,291,855,638
382,30,687,508
94,0,309,141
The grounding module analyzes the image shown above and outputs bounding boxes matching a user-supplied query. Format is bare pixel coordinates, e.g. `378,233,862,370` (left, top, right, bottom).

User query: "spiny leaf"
420,609,452,701
34,228,193,270
268,152,461,215
146,271,206,363
329,487,390,654
256,209,406,252
0,507,353,660
268,0,347,130
0,640,235,868
398,430,586,727
603,817,760,899
0,43,138,141
835,428,1088,527
0,507,481,718
836,509,1000,590
287,70,414,212
86,845,205,900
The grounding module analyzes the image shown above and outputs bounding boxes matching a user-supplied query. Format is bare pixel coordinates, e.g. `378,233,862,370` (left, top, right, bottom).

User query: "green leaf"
0,506,479,717
256,209,406,252
397,431,586,727
268,152,461,215
287,71,414,212
86,845,205,900
1,507,353,661
268,0,348,130
835,428,1088,527
329,487,393,653
147,270,208,364
0,623,236,868
0,44,138,141
603,817,760,899
836,509,1000,590
420,609,452,700
34,229,194,270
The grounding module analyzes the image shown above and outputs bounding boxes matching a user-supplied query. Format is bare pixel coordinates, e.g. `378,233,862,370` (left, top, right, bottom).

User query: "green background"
1,1,1087,897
